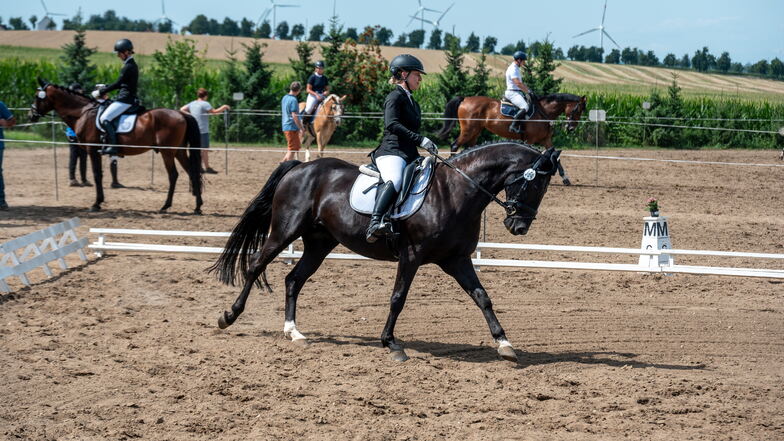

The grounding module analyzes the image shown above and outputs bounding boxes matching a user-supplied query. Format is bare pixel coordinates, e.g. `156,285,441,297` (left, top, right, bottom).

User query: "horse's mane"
448,140,541,161
47,82,96,102
541,93,582,103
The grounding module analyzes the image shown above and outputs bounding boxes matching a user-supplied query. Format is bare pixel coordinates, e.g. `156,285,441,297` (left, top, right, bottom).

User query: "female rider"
366,54,438,243
95,38,138,155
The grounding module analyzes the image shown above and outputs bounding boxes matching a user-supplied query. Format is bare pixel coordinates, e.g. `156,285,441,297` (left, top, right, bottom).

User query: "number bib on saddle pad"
350,156,435,220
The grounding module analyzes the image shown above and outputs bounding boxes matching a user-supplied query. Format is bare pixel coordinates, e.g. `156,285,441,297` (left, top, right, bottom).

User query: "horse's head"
502,147,561,235
29,77,55,122
564,95,587,132
326,94,347,126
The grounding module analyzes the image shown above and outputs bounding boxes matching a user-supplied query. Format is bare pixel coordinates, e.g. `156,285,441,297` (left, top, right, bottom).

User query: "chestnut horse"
437,93,586,184
210,143,562,363
29,79,203,213
298,94,346,161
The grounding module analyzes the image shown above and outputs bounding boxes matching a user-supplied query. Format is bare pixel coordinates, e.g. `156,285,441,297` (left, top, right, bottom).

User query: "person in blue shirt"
0,100,16,210
66,83,91,187
281,81,304,162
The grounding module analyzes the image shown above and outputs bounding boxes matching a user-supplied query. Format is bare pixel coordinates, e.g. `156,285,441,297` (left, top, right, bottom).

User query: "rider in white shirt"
504,51,532,134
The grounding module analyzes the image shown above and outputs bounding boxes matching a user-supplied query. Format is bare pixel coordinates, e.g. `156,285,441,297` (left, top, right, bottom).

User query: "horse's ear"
340,95,347,102
37,77,47,87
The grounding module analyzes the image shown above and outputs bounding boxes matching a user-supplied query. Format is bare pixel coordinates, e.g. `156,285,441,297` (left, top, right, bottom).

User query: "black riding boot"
101,120,119,156
509,108,527,134
110,158,124,188
366,181,398,243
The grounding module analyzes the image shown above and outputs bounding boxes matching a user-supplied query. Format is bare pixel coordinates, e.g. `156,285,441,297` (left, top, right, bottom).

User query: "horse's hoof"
498,345,519,362
193,208,203,215
562,178,572,186
89,205,101,212
217,312,231,329
291,338,309,347
389,350,409,362
159,208,169,214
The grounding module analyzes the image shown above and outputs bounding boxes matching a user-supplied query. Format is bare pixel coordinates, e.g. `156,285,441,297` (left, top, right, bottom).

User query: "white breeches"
504,90,529,112
99,101,132,124
305,95,319,114
375,155,406,192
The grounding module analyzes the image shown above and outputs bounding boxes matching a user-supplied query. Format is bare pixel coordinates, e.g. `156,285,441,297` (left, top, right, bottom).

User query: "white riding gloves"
420,137,438,156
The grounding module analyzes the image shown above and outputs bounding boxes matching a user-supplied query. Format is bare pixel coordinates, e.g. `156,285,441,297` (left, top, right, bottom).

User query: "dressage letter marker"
639,215,673,269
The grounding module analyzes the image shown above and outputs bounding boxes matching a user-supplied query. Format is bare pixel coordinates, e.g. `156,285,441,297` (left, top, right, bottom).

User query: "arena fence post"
224,111,229,175
51,115,59,201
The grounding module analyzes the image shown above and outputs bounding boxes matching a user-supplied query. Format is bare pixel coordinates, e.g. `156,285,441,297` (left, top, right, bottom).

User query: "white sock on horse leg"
283,320,307,340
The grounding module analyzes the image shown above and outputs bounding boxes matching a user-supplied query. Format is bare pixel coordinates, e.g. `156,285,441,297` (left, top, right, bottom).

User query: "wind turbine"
572,0,620,56
153,0,178,32
410,2,454,29
258,0,299,39
37,0,66,29
407,0,442,32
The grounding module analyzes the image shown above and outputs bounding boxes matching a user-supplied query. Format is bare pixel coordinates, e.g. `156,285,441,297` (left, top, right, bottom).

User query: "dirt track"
1,146,783,440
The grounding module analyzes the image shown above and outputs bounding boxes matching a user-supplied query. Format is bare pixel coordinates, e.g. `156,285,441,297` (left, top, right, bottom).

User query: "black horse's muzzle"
503,215,532,235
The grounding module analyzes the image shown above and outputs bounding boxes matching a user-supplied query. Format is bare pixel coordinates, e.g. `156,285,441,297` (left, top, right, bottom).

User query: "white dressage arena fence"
1,218,89,293
88,215,784,279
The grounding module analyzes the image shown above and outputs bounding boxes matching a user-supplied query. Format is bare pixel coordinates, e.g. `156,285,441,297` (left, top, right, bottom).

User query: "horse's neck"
538,99,567,119
451,145,535,194
53,95,92,127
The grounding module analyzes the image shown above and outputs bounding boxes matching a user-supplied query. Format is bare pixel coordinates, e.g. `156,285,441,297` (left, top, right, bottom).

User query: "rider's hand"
420,137,438,156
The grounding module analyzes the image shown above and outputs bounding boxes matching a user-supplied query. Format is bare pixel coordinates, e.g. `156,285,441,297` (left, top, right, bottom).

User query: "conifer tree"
240,40,275,140
289,40,314,83
437,37,469,103
59,28,97,88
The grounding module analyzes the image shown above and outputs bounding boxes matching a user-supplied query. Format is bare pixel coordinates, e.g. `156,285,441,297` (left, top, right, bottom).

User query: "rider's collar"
124,55,134,64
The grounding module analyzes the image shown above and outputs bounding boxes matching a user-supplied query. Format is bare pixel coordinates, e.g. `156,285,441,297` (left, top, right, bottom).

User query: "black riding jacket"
102,57,139,104
375,85,423,163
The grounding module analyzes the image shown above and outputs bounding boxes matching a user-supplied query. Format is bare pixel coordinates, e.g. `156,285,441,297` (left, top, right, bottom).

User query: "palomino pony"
210,142,562,362
298,94,346,161
29,79,203,213
437,93,586,184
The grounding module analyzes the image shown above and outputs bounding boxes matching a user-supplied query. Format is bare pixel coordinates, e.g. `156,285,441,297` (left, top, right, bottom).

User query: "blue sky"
3,0,782,64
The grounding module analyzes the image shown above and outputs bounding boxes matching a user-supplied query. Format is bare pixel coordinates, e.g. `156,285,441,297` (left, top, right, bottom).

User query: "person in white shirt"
504,51,532,134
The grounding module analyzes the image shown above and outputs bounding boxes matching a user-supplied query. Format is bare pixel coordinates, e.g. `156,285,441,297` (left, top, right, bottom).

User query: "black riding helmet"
114,38,134,53
513,51,527,61
314,60,325,68
390,54,426,79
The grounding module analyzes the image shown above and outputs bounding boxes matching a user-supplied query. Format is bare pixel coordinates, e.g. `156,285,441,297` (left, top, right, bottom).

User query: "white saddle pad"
349,157,435,220
95,113,138,134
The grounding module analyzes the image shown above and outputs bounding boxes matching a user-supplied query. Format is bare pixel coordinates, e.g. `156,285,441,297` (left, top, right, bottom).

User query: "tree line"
2,9,781,81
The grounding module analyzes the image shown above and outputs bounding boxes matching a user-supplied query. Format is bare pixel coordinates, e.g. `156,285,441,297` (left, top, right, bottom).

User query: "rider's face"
405,71,423,91
117,51,129,61
315,67,324,74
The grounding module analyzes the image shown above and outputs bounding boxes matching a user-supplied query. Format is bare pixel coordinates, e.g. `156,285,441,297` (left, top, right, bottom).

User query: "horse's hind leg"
159,153,178,213
218,236,298,330
173,150,202,213
282,232,338,346
557,162,572,186
438,255,518,362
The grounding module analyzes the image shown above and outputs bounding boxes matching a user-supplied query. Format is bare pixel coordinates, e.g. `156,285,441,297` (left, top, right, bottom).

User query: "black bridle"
431,149,553,218
566,99,584,130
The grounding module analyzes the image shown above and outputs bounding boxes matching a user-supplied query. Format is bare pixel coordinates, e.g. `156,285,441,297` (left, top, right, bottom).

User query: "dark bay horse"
29,79,203,213
210,143,562,362
437,93,586,184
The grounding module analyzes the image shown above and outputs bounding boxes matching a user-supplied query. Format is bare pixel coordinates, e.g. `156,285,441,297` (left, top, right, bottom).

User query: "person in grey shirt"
181,88,230,174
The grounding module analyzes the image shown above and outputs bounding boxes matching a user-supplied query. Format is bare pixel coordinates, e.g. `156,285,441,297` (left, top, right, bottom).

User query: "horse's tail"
208,160,302,286
436,96,464,140
183,112,203,196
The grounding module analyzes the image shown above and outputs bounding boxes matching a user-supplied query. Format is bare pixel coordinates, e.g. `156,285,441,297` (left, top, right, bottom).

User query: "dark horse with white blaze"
210,142,562,362
437,93,586,184
29,79,203,213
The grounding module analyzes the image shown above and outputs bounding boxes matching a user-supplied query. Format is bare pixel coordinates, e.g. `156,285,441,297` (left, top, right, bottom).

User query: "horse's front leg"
87,147,104,211
381,253,421,362
159,153,178,213
439,255,518,362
